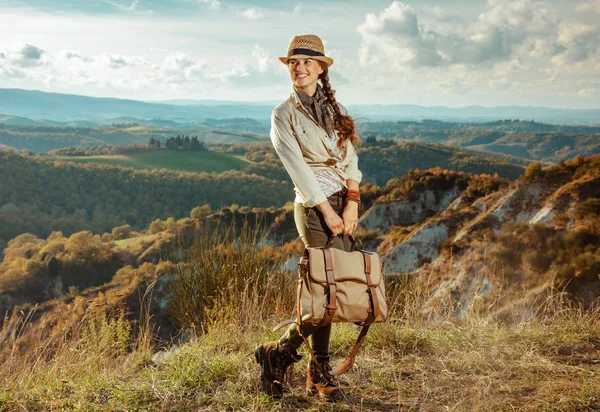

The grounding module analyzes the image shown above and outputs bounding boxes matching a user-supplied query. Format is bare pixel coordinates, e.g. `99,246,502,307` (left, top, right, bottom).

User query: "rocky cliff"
358,156,600,319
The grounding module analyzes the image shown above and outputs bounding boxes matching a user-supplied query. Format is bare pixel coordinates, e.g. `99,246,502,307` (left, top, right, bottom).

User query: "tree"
111,224,133,240
149,219,167,234
524,162,544,181
191,204,212,220
165,138,176,150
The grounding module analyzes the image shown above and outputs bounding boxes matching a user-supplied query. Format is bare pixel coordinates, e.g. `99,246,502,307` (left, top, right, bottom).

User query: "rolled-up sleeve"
344,142,362,183
270,109,327,207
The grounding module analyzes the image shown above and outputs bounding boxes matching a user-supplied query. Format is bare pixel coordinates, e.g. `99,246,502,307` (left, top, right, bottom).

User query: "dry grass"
1,235,599,411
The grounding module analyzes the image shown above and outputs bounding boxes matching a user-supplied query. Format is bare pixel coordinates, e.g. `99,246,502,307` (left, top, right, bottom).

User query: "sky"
0,0,599,108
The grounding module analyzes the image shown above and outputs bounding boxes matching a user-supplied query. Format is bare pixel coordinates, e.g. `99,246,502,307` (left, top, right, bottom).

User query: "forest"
0,138,525,251
0,150,291,251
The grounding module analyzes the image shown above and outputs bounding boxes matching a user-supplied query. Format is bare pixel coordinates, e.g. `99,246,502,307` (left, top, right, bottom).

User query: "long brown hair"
319,65,360,147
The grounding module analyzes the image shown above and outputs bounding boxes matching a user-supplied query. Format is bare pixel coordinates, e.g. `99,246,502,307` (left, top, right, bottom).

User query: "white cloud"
59,51,94,63
0,44,47,69
103,0,138,12
552,23,600,65
357,0,566,68
101,54,129,69
101,0,154,14
242,8,263,20
575,0,600,14
293,3,304,15
0,41,281,95
352,0,600,107
357,0,600,77
578,87,597,97
252,45,270,73
198,0,220,10
145,51,209,85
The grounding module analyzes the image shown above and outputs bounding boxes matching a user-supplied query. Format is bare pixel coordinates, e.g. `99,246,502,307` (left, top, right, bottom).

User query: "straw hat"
279,34,334,67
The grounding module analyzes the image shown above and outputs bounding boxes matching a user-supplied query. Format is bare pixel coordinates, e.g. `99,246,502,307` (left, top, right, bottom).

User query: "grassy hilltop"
51,150,250,174
0,227,598,411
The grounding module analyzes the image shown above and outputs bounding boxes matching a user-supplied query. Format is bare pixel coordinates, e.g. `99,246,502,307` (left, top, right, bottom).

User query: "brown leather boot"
254,342,302,398
306,356,344,401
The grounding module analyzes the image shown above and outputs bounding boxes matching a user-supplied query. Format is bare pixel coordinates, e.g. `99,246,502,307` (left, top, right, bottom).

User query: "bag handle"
325,234,364,251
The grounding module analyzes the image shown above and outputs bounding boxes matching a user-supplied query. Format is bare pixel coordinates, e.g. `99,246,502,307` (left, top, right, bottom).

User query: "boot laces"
272,349,300,383
312,358,335,386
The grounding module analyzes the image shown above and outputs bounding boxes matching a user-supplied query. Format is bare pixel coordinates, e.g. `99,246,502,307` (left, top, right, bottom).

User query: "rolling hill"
359,122,600,164
49,150,250,174
0,149,292,249
0,123,267,153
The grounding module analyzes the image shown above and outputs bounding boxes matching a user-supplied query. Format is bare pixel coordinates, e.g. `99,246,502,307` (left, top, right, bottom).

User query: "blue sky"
0,0,598,108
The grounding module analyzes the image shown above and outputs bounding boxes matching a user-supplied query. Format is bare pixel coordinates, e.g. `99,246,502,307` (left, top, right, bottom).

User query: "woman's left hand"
342,201,359,235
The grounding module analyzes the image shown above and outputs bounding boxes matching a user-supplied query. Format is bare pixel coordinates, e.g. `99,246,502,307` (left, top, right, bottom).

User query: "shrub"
190,204,212,220
493,245,520,269
111,224,133,240
575,198,600,220
523,162,544,181
165,221,295,334
522,249,552,273
148,219,166,234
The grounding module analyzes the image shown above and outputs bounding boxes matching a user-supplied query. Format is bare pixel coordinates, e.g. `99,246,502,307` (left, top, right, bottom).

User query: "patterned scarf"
294,84,336,138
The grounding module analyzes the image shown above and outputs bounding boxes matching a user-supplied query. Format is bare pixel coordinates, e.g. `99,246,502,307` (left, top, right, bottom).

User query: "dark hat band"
287,48,325,57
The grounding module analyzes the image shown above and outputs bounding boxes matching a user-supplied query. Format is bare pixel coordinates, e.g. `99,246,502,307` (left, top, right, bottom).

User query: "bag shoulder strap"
329,325,370,376
360,251,381,324
318,248,338,326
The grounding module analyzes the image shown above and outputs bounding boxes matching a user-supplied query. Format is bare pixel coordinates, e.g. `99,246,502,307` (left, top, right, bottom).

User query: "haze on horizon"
0,0,599,109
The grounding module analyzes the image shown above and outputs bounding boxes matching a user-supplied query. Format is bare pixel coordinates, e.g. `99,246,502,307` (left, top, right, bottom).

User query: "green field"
52,150,250,173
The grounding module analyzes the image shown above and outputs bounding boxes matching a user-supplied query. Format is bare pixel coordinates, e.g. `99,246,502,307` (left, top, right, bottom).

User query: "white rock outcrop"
358,188,461,232
529,204,554,224
383,221,449,273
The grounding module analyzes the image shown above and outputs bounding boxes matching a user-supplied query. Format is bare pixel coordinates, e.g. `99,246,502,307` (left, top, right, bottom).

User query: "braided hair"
319,65,360,148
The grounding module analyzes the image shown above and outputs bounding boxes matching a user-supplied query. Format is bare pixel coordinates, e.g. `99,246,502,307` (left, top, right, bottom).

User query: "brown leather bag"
275,235,387,376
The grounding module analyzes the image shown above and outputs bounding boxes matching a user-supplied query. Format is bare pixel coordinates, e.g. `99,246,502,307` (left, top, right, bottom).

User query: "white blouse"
294,131,345,204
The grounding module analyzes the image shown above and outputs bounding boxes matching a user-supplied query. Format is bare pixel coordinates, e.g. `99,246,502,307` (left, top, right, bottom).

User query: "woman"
254,34,362,400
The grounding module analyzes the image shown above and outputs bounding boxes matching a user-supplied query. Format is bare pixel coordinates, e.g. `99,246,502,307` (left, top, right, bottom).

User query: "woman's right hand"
316,201,344,237
323,210,344,237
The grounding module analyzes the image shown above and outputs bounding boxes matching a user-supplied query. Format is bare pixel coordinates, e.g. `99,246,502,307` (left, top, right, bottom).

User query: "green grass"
123,126,156,132
52,150,250,173
1,319,598,411
112,233,161,250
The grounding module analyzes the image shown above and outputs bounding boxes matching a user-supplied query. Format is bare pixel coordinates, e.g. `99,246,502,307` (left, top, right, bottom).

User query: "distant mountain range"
1,88,599,125
0,112,269,132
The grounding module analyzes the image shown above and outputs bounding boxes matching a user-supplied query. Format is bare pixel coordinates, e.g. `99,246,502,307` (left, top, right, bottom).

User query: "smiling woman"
254,34,363,401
